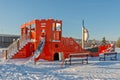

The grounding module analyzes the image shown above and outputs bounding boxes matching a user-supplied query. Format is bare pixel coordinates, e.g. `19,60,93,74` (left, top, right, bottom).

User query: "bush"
116,37,120,48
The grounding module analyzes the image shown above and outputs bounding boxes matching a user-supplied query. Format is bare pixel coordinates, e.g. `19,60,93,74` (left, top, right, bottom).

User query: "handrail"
7,36,31,59
7,39,18,58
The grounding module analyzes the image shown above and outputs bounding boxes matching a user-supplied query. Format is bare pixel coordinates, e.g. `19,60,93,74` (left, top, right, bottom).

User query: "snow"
0,48,120,80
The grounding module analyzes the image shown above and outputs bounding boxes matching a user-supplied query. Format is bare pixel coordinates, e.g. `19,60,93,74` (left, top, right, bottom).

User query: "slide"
33,37,45,59
25,37,45,64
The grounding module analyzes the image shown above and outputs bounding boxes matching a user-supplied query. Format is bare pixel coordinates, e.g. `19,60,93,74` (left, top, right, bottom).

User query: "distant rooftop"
0,34,20,37
0,34,20,48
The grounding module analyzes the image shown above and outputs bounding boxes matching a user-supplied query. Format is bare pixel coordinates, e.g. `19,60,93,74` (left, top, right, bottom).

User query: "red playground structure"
5,19,114,63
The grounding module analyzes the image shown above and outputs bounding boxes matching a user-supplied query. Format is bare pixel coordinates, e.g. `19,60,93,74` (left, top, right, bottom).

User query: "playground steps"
12,42,32,58
7,38,33,59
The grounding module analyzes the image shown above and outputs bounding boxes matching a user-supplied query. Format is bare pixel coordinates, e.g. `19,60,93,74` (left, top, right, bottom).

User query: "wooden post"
5,50,7,60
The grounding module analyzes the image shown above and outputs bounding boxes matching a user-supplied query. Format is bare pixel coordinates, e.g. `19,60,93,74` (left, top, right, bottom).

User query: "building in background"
0,34,19,48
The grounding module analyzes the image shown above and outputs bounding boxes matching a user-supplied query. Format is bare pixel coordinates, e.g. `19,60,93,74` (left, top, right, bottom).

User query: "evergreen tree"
116,37,120,48
101,37,106,45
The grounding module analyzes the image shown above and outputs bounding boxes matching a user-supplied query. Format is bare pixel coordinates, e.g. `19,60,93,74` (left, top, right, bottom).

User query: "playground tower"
6,19,84,62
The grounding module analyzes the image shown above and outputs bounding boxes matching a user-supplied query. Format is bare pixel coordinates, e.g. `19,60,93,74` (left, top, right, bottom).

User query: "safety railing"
7,39,18,58
7,36,31,59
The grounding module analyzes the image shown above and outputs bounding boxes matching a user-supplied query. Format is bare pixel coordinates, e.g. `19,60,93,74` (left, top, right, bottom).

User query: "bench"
99,52,117,61
65,53,89,65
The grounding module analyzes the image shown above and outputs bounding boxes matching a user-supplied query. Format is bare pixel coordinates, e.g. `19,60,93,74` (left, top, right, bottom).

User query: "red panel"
12,42,32,58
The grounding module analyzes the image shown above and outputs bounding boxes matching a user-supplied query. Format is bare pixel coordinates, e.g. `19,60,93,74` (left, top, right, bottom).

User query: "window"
56,23,61,31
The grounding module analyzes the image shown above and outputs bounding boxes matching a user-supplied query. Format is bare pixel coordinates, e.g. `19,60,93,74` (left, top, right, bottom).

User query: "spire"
82,20,85,49
82,20,89,49
82,20,85,28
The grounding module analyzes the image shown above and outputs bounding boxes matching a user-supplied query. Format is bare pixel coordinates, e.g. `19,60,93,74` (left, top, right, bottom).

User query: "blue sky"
0,0,120,41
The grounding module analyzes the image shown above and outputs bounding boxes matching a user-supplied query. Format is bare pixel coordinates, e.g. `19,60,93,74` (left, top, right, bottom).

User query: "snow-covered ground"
0,48,120,80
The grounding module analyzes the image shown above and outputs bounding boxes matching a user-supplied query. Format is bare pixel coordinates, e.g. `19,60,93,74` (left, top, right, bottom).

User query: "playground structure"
4,18,115,63
5,19,85,62
88,43,115,57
